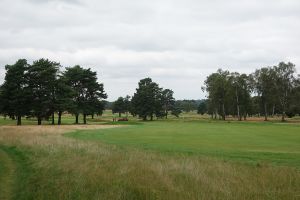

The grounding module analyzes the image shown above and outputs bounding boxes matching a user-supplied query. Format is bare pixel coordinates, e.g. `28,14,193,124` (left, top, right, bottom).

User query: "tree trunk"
58,111,62,125
222,103,225,120
83,114,87,124
92,114,94,119
75,114,79,124
281,111,285,122
236,88,240,121
264,103,268,121
150,114,153,121
119,112,121,117
17,115,22,126
38,117,42,125
243,113,247,121
51,112,55,125
239,114,242,121
281,105,286,122
237,105,241,121
165,111,168,119
272,104,275,117
143,116,147,121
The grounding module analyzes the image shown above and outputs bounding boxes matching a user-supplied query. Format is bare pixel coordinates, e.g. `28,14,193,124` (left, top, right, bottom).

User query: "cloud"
0,0,300,100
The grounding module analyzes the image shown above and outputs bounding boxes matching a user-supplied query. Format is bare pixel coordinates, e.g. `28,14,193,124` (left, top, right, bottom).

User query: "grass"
66,121,300,167
0,110,116,126
0,145,32,200
0,113,299,199
1,110,299,126
0,147,15,200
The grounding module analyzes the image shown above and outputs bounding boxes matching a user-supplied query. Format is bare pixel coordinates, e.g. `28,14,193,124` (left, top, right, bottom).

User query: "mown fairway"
0,115,300,200
67,121,300,167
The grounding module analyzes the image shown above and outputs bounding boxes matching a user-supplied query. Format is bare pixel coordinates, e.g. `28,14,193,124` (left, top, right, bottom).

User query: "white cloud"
0,0,300,100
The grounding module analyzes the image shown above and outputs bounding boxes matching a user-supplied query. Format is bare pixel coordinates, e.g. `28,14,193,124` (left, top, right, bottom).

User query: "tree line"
202,62,300,121
0,59,107,125
1,59,299,124
110,99,202,115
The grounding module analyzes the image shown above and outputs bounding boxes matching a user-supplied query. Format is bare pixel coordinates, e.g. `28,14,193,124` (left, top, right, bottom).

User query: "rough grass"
0,147,15,200
0,124,299,199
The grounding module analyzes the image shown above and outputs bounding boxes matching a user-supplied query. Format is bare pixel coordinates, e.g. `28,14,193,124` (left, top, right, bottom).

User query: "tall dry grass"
0,125,299,200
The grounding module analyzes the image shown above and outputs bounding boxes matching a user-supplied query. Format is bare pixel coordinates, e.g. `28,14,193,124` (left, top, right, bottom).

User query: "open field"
67,121,300,167
0,113,300,199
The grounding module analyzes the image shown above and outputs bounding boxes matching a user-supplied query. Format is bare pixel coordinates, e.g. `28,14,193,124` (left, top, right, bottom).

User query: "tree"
112,97,126,117
203,69,230,120
131,78,163,120
161,89,175,119
171,106,182,117
92,100,106,117
26,58,60,125
274,62,296,121
64,65,107,124
175,100,199,112
252,67,276,121
0,87,3,115
287,77,300,117
112,96,131,117
197,100,207,115
82,69,106,124
0,59,30,125
229,73,252,120
205,98,217,119
55,75,74,125
123,95,131,117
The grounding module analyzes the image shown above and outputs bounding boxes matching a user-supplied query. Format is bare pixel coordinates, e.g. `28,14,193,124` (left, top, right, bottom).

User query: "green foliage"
273,62,296,121
252,67,277,120
197,100,207,115
161,89,175,118
204,62,299,121
54,75,75,124
112,96,130,117
131,78,163,120
170,106,182,117
26,58,60,125
0,59,30,125
130,78,179,120
203,69,231,120
228,73,252,120
0,59,107,125
287,77,300,117
175,100,199,112
63,65,107,124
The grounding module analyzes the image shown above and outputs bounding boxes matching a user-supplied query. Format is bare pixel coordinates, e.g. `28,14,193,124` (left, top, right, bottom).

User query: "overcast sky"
0,0,299,100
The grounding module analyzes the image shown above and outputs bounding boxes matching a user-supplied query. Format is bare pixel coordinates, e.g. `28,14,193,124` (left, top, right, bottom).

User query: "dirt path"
0,148,16,200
